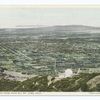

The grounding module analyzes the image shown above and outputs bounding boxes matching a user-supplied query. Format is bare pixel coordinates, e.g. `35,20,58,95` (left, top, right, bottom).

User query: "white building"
58,69,73,79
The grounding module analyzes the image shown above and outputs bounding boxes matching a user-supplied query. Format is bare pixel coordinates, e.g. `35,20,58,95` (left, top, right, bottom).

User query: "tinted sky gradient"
0,6,100,27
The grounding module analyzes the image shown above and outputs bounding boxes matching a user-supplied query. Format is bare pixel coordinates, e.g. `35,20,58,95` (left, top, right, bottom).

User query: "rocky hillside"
0,73,100,92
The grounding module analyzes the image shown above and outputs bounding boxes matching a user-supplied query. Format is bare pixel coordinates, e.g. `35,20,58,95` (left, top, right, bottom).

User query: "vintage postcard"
0,5,100,95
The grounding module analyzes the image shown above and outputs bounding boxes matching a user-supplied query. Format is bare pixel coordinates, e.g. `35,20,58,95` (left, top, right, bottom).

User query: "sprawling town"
0,25,100,91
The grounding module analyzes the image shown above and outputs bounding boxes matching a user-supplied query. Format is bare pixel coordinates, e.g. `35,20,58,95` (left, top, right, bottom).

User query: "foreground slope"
0,73,100,92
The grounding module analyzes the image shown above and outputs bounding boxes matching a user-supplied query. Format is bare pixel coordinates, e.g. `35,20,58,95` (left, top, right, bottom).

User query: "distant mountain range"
31,25,100,33
16,25,48,28
15,25,100,29
1,25,100,32
1,25,100,39
9,25,100,33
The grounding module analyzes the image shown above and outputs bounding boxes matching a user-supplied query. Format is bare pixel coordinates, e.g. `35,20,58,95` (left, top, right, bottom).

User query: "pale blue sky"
0,6,100,27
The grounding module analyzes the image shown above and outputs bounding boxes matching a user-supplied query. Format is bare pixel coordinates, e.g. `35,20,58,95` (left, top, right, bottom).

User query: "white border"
0,1,100,99
0,0,100,5
0,92,100,96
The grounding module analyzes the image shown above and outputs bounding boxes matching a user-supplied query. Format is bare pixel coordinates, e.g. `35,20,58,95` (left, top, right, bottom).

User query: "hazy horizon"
0,6,100,28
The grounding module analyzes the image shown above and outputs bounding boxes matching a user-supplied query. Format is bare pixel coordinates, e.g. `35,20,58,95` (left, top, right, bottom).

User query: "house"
77,68,100,74
58,69,73,79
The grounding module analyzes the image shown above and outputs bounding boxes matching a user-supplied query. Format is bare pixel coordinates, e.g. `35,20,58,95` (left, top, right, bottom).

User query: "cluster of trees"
0,73,100,92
